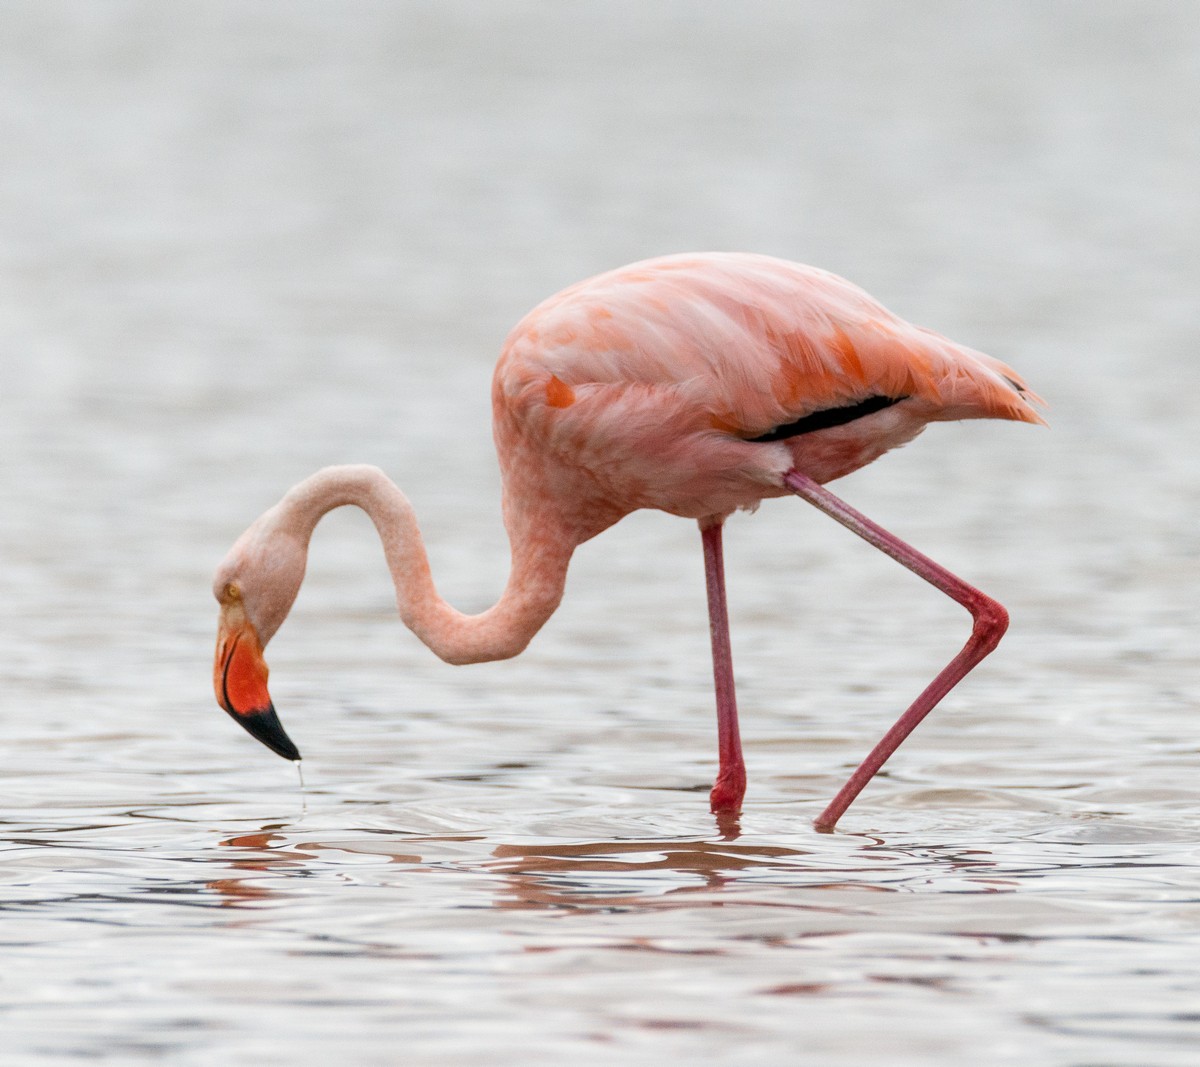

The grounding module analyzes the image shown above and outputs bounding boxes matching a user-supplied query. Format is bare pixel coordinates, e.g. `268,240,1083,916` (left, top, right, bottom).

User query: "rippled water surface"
3,3,1200,1063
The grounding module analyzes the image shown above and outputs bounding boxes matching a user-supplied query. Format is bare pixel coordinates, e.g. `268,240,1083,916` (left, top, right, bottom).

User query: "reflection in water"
208,831,307,904
485,837,808,910
200,824,1034,916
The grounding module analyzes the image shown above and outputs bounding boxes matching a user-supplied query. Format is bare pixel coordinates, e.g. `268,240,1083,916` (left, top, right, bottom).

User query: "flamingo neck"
278,464,573,665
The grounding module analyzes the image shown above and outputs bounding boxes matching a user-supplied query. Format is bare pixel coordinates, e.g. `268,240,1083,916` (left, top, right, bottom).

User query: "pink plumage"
213,252,1044,830
495,253,1041,531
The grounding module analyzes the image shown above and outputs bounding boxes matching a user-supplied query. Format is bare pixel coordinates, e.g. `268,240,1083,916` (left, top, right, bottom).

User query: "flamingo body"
212,252,1043,828
493,253,1039,537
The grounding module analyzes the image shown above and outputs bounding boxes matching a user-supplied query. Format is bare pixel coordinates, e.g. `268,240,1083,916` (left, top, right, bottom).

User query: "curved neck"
278,465,573,665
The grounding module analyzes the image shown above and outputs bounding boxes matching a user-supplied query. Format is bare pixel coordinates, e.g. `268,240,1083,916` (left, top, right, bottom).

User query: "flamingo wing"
500,253,1042,441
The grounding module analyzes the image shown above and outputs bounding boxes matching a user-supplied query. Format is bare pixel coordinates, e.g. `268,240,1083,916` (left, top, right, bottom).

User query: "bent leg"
783,471,1009,831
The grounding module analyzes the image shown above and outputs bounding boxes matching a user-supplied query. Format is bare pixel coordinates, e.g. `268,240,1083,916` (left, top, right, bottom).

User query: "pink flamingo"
213,252,1043,830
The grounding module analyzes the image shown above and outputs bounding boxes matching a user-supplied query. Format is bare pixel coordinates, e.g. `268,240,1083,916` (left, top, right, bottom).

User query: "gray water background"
2,2,1199,1063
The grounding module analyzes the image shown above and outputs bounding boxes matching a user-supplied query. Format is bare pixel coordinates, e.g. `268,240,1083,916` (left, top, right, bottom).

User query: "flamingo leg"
700,520,747,813
782,470,1009,831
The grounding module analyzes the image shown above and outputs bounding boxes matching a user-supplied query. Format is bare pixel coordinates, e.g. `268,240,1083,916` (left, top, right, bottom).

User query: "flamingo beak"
214,610,301,762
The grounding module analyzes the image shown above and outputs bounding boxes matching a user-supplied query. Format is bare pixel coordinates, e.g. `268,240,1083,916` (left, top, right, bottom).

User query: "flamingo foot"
709,768,746,814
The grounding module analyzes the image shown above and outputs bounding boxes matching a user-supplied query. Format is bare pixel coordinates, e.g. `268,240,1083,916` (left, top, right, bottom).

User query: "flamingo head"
212,515,305,761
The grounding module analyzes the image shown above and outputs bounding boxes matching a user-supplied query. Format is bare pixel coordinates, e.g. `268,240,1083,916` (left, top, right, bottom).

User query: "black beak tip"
225,702,302,762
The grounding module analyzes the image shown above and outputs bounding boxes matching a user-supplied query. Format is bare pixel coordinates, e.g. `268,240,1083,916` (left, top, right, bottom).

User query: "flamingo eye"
224,583,241,602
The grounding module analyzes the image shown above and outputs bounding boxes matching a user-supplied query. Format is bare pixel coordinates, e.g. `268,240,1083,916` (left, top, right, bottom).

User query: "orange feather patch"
708,412,741,434
545,375,576,408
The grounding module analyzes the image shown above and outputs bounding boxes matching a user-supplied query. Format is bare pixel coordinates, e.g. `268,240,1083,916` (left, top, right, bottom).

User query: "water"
2,2,1199,1063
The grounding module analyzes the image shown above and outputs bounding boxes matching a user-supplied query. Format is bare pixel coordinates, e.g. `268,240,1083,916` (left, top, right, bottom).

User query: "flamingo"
212,252,1044,830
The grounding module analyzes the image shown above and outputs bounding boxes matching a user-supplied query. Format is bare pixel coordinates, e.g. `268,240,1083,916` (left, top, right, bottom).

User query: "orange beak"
214,609,301,762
